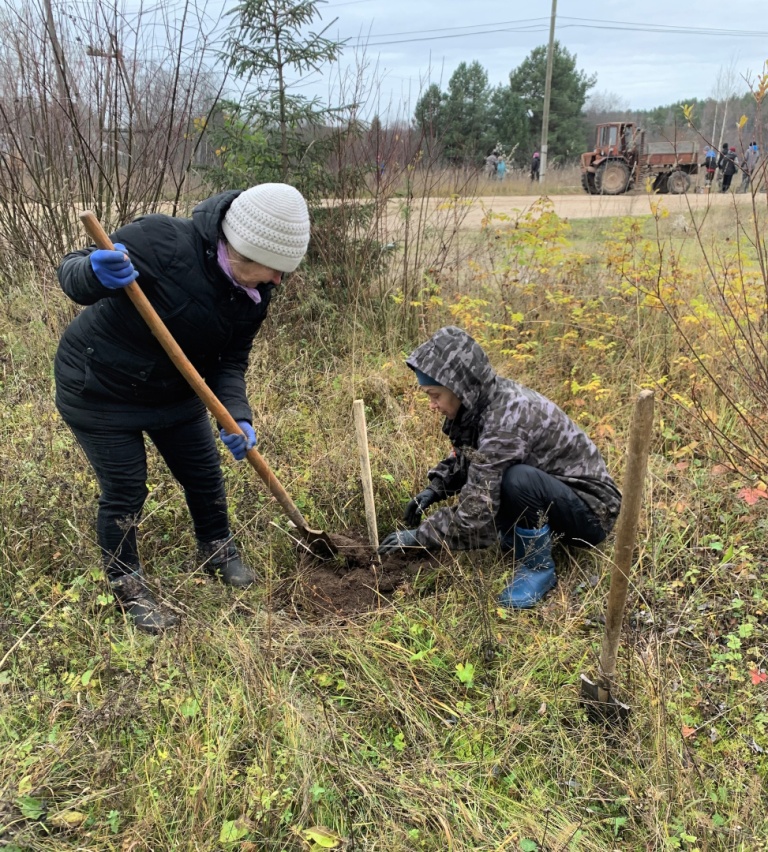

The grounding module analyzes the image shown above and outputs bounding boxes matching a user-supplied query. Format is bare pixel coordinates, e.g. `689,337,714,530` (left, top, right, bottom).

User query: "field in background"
1,195,767,850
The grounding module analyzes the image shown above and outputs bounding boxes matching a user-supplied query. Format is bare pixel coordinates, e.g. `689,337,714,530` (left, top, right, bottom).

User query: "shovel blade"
580,674,631,725
299,528,338,560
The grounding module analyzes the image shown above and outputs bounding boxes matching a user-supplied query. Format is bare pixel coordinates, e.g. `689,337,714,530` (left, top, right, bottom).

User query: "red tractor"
581,122,700,195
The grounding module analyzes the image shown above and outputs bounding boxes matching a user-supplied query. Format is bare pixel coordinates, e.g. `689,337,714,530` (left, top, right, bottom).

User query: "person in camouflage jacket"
378,326,621,608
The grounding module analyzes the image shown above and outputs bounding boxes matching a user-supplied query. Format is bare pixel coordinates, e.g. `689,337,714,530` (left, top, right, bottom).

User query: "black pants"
721,173,733,191
68,408,229,574
495,464,606,547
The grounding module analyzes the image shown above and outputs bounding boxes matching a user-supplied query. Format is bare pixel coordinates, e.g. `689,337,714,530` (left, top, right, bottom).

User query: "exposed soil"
272,531,440,619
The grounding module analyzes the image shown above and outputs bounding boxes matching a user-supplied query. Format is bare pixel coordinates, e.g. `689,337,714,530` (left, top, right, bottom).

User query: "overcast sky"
308,0,767,116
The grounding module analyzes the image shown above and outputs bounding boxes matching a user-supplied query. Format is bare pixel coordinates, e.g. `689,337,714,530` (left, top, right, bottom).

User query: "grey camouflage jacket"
407,326,621,549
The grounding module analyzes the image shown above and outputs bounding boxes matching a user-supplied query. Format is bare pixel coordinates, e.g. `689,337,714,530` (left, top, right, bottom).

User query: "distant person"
741,142,759,192
530,152,541,182
485,152,498,179
703,146,718,188
721,147,738,192
717,143,730,189
496,157,507,182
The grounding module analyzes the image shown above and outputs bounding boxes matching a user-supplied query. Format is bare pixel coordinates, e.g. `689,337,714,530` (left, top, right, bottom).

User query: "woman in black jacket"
55,184,310,632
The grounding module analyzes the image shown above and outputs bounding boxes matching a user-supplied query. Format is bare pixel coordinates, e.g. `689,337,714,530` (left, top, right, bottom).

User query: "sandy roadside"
444,190,761,227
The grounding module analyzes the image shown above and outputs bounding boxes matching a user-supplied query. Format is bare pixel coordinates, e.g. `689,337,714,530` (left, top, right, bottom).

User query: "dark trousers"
495,464,606,548
741,171,751,192
721,173,733,191
68,408,229,574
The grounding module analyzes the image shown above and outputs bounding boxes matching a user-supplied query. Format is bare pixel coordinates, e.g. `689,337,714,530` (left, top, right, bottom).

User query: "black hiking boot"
109,569,180,634
198,538,255,588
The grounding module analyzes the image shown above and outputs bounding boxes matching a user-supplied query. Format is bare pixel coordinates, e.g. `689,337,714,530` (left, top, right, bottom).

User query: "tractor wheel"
667,170,691,194
595,160,630,195
581,172,597,195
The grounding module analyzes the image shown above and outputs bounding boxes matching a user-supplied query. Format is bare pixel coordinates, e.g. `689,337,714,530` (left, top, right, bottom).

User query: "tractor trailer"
581,122,699,195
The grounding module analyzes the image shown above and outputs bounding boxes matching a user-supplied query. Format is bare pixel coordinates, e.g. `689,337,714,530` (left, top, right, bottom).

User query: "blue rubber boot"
498,524,557,609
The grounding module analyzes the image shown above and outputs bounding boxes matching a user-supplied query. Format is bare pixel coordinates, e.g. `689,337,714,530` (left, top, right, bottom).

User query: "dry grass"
366,163,584,200
0,195,767,850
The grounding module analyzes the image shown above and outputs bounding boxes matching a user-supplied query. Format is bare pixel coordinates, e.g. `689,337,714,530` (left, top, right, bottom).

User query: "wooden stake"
599,389,655,693
580,389,654,724
353,399,379,549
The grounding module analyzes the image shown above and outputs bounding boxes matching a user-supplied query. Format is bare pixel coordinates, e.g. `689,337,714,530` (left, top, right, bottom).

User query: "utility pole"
44,0,79,103
539,0,557,182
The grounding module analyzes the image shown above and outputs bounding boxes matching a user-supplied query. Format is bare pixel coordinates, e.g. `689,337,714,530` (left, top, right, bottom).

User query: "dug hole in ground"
274,532,441,619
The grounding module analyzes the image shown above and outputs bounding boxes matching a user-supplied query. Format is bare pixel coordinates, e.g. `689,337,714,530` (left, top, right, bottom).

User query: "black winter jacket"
55,192,274,429
721,152,738,176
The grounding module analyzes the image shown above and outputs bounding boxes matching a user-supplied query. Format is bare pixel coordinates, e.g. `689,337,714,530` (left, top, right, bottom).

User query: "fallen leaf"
538,702,547,715
681,724,697,739
671,440,698,459
736,488,768,506
675,461,690,471
300,826,341,848
49,810,87,828
711,464,731,476
749,668,767,685
219,819,250,843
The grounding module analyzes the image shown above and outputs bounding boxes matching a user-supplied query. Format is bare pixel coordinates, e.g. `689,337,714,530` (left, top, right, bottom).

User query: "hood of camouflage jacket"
406,325,494,416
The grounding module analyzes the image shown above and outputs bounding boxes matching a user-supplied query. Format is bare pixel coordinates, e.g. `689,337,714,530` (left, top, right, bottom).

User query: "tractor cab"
592,122,639,161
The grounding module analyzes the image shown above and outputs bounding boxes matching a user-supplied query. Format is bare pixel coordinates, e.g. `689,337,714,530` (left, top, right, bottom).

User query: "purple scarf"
217,240,262,305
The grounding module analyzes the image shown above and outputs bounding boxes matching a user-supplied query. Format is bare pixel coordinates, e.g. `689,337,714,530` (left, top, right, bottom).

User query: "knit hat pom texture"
222,183,310,273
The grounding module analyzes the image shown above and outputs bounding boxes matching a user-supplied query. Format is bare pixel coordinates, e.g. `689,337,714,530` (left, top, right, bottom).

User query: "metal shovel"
580,389,655,723
79,211,336,558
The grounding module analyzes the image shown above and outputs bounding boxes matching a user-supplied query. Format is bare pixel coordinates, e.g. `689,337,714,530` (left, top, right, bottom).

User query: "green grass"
1,205,767,851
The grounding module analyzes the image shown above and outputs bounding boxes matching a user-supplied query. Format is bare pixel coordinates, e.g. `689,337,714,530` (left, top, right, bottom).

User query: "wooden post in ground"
353,399,379,550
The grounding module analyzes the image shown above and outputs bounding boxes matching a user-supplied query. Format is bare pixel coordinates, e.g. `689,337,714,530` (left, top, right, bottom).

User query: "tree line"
411,46,765,171
413,42,596,169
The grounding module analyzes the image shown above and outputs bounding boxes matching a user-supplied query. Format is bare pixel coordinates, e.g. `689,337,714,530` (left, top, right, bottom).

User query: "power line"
341,16,768,47
351,24,550,47
560,15,764,38
340,16,547,41
325,0,377,6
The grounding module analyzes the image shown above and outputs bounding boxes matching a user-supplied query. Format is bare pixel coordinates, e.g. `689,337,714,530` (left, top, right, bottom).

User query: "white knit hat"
221,183,310,273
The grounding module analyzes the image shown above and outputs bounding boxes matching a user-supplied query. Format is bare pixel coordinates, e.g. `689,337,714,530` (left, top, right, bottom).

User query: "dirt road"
459,190,756,227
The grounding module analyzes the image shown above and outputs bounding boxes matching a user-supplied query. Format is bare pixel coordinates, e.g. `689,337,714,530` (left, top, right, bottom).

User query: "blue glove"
90,242,138,289
378,529,421,555
220,421,257,461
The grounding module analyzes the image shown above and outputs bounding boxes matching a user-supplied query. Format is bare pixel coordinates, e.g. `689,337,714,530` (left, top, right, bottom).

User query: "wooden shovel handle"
78,210,315,536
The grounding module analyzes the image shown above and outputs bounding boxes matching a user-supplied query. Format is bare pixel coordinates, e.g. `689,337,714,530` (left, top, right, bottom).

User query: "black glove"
378,529,420,555
403,487,438,526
